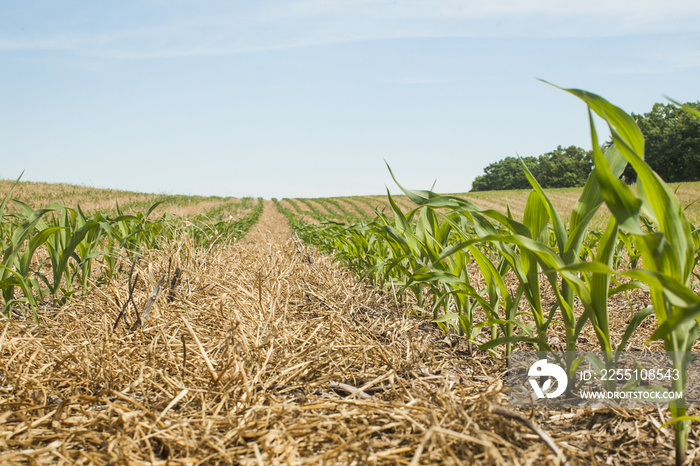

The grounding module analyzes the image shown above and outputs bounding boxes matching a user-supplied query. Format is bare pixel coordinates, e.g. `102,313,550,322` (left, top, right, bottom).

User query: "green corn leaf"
649,302,700,341
666,97,700,119
522,190,550,243
386,190,411,233
51,219,100,294
385,162,441,205
0,264,39,323
434,313,459,323
617,306,654,354
18,226,63,275
585,216,619,354
145,201,164,219
0,172,23,220
0,276,19,290
565,143,628,254
519,156,567,249
586,113,643,234
544,81,644,157
468,245,509,305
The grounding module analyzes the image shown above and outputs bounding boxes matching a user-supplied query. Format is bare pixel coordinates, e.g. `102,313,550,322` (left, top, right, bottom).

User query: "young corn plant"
515,138,652,387
385,166,565,353
387,137,651,381
565,88,700,466
0,202,61,321
29,203,102,299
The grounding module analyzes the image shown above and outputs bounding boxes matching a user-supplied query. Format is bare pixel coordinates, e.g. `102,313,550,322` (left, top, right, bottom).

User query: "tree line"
470,101,700,191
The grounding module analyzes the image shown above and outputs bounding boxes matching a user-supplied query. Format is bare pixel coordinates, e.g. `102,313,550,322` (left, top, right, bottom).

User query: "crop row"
280,198,368,224
0,180,262,323
280,87,700,463
0,179,249,219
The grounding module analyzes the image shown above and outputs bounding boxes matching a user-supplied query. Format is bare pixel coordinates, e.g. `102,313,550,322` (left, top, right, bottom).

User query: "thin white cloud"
284,0,700,17
278,0,700,31
1,0,699,60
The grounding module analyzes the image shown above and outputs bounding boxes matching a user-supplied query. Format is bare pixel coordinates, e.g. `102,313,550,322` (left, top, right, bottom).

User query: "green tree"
470,146,592,191
623,101,700,183
471,156,539,191
537,145,592,188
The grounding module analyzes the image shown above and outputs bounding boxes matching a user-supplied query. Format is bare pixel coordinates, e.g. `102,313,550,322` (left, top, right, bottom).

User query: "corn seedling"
564,87,700,465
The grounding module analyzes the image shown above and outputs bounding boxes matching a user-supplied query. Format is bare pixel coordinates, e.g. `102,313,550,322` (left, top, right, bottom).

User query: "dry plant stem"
113,256,139,331
329,381,372,399
492,405,568,466
140,273,166,321
168,267,181,303
154,388,189,425
181,315,218,383
391,278,401,312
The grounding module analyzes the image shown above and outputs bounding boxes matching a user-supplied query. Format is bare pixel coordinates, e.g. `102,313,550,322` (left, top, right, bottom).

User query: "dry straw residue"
0,202,693,464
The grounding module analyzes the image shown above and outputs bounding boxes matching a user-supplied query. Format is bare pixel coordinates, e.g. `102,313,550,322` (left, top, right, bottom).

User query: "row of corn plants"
280,87,700,464
315,198,367,222
0,182,264,323
333,198,373,219
200,196,257,221
290,198,364,223
0,185,164,321
186,198,264,251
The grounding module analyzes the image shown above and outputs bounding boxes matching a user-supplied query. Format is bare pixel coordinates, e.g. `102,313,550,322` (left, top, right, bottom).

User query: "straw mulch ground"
1,201,698,465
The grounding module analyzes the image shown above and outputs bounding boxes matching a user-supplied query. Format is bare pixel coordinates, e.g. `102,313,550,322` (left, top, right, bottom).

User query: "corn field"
278,87,700,464
2,86,700,465
0,182,263,324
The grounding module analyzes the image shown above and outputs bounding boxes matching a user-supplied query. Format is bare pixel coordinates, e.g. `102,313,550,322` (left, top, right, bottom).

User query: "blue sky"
2,1,699,199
